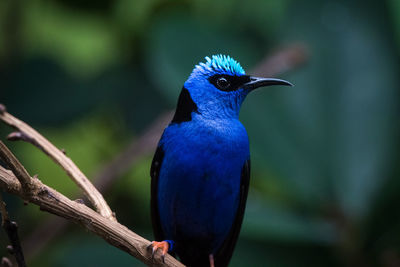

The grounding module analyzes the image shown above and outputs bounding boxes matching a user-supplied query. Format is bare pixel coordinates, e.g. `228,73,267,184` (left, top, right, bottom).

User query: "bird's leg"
209,254,215,267
147,240,174,263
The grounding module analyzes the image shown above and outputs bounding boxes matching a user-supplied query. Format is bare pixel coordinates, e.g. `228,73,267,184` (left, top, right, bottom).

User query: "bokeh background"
1,0,400,266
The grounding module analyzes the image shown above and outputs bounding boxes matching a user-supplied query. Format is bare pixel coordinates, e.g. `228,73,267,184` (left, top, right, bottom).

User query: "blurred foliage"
1,0,400,266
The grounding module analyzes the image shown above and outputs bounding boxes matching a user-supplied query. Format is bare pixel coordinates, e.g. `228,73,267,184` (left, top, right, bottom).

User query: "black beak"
243,76,293,90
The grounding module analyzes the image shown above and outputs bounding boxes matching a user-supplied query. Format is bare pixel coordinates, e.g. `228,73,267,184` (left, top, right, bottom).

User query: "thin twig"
0,193,9,229
7,132,40,149
0,193,26,267
0,142,32,194
0,110,115,220
0,166,184,267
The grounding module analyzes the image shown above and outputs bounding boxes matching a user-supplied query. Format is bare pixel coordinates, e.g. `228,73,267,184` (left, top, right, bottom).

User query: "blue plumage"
150,55,291,267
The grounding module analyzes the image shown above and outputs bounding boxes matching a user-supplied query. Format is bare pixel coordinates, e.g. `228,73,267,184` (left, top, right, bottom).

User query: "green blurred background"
1,0,400,266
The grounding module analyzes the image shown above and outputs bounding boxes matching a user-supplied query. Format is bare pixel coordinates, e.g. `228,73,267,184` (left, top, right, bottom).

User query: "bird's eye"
217,77,230,89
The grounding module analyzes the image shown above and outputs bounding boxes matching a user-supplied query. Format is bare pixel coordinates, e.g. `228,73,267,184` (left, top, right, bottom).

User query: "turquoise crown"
194,55,245,76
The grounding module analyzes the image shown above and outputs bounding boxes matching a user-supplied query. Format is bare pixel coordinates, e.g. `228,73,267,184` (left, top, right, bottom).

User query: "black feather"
171,87,199,124
150,145,166,242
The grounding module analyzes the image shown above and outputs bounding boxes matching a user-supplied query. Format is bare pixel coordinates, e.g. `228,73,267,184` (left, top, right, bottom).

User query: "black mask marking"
208,74,251,92
171,87,200,124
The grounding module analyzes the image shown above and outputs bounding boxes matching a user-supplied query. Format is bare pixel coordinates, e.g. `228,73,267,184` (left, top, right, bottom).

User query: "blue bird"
149,55,292,267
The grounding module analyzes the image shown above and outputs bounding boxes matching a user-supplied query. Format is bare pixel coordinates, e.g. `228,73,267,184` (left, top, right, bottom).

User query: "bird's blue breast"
157,115,249,253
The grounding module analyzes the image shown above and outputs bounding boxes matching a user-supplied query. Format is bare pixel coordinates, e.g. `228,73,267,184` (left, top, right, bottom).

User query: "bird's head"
173,55,292,122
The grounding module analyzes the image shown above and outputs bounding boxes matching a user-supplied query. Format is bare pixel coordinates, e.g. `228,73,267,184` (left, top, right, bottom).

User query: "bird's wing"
150,145,165,241
215,159,251,267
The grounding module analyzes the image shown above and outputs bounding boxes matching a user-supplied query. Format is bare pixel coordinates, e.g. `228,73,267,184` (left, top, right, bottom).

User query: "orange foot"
148,241,170,263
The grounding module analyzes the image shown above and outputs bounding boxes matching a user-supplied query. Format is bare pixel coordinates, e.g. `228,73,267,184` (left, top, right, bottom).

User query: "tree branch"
0,106,184,266
0,106,114,220
0,165,183,267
